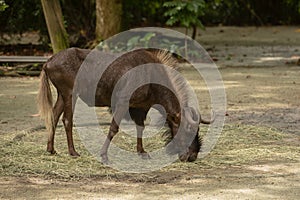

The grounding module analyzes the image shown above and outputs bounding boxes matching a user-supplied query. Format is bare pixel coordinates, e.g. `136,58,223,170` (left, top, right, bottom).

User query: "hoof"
101,153,110,165
69,151,80,157
138,152,151,160
101,158,111,165
101,159,111,166
47,148,57,155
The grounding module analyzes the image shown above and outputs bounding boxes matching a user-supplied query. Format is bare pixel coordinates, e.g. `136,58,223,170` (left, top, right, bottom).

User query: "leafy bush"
0,0,45,34
163,0,205,29
122,0,166,29
0,0,8,11
0,0,299,41
203,0,300,26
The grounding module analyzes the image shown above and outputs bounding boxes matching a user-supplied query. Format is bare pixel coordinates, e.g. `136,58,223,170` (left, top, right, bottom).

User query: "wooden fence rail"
0,56,49,63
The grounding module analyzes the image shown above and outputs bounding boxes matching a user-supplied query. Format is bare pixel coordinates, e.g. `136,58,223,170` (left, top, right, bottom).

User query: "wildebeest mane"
153,49,190,108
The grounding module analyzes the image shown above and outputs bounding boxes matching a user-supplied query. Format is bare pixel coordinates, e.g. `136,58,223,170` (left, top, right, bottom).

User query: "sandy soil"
0,66,299,200
0,26,300,199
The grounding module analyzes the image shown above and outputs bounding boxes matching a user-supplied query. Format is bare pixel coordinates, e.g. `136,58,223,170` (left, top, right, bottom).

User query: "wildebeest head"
166,107,201,162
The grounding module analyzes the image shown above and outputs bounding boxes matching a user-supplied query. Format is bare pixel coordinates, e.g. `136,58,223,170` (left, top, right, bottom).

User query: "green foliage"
61,0,95,37
0,0,95,46
287,0,300,14
163,0,205,29
203,0,300,26
0,0,8,11
0,0,46,34
0,0,300,44
97,32,205,61
122,0,165,29
97,32,157,52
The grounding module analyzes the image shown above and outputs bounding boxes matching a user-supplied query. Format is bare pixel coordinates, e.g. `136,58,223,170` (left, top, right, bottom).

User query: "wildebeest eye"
186,123,198,133
186,124,191,132
168,115,179,127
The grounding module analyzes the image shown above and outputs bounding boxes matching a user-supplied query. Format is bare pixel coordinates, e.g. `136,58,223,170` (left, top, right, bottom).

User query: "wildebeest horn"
183,107,199,125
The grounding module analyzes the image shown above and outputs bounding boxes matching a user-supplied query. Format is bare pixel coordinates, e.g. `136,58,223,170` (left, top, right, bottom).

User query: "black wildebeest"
38,47,213,163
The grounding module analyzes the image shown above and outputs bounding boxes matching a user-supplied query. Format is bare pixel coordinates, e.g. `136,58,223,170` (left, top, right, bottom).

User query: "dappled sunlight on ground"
1,25,300,198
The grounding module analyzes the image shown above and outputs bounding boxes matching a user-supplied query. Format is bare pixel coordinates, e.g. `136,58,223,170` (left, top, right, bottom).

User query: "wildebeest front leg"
132,110,151,159
100,119,119,164
136,124,151,159
100,103,128,164
62,94,80,157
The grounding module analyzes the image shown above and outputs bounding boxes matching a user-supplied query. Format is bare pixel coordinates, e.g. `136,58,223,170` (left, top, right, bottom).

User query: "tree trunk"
95,0,122,40
192,25,197,40
41,0,69,53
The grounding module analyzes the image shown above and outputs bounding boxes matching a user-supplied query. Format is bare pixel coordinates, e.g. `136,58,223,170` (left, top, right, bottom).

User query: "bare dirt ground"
0,26,300,199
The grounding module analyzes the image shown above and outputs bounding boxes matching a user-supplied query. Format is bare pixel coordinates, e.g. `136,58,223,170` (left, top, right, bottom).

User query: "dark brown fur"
38,47,212,162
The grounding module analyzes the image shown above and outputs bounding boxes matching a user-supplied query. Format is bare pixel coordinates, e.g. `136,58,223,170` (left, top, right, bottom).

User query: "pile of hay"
0,124,298,180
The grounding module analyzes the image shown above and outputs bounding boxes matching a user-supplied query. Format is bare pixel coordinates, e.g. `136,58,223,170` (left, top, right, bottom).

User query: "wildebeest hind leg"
47,93,64,154
62,94,80,157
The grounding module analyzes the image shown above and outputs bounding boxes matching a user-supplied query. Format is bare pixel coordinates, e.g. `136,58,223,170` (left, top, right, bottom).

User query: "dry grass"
0,128,116,180
0,124,299,180
197,125,299,167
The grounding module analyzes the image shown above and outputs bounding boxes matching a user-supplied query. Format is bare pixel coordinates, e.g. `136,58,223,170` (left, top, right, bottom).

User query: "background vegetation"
0,0,300,48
